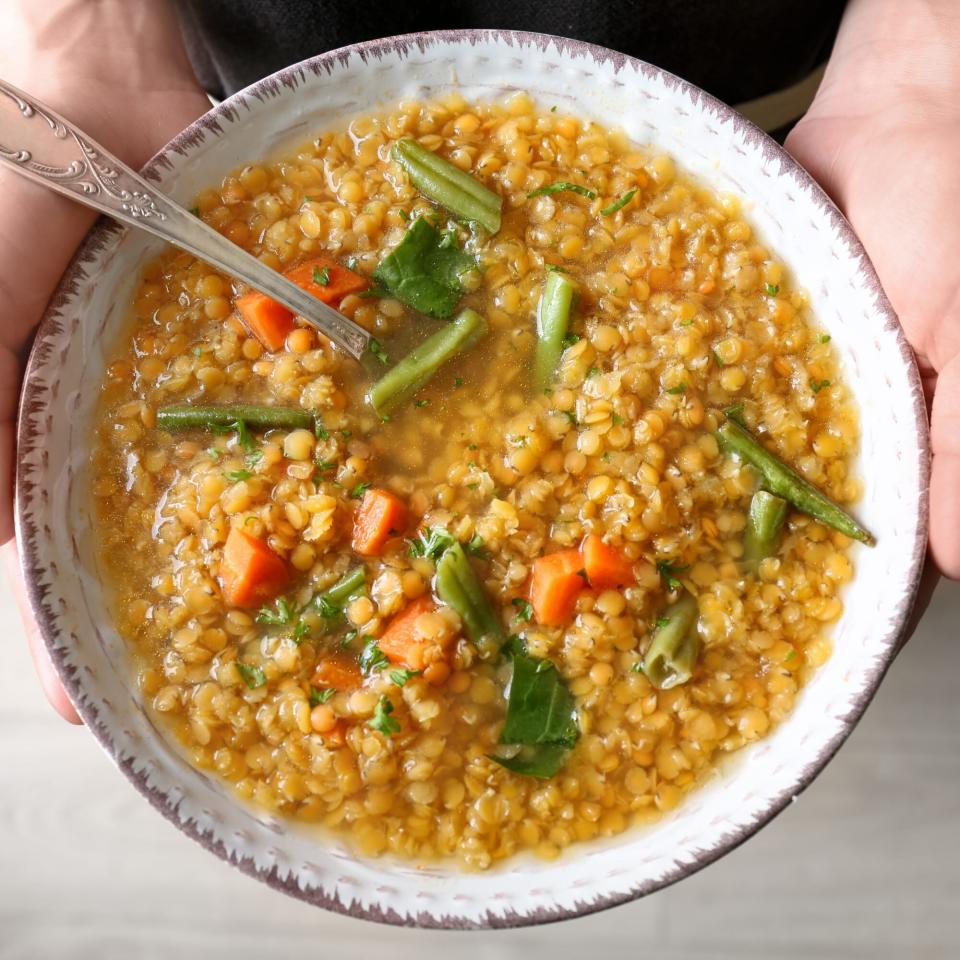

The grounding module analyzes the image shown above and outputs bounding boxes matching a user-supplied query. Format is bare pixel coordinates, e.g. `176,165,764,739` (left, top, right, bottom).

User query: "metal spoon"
0,78,371,361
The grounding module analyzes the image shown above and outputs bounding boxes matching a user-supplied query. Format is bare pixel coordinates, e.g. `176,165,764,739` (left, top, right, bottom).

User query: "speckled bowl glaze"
16,30,929,928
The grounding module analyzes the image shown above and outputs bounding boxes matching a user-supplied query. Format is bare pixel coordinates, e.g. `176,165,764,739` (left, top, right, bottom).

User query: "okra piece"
368,308,487,415
156,403,313,433
642,590,701,690
743,490,789,566
393,138,502,233
534,271,577,391
435,541,505,656
716,418,875,545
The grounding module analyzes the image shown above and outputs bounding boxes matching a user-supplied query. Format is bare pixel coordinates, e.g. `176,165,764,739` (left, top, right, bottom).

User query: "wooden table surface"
2,579,958,959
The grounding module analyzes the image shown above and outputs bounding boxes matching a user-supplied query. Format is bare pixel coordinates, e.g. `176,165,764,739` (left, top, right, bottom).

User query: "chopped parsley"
315,595,341,620
309,686,335,706
611,413,624,426
600,189,637,216
407,526,456,560
293,620,310,643
314,418,329,440
224,469,253,483
235,662,267,689
368,337,389,365
256,597,294,626
561,410,579,427
586,367,599,378
724,402,746,424
665,382,688,395
809,377,831,394
359,638,389,675
819,334,832,344
350,482,371,500
454,377,464,388
389,668,420,687
527,181,597,200
561,331,580,348
368,695,400,737
465,533,488,558
234,419,256,454
545,263,569,273
654,616,671,630
766,283,780,296
656,559,688,592
340,429,352,439
630,662,645,674
312,265,330,286
512,597,534,622
414,399,431,408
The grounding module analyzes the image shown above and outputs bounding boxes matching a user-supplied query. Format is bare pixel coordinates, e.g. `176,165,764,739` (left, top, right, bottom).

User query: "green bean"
534,271,577,391
434,542,505,658
393,139,502,233
368,308,487,416
156,404,313,433
641,591,700,690
319,566,366,606
716,418,875,545
743,490,789,566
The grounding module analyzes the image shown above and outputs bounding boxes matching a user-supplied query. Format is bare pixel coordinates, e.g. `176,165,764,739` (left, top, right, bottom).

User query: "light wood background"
2,576,958,959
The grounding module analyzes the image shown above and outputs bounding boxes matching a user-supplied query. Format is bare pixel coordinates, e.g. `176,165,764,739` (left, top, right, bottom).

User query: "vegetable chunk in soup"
93,92,871,868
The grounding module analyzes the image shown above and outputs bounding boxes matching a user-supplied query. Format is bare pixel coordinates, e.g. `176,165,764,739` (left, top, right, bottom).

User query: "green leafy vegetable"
766,283,780,296
359,638,389,675
256,597,294,626
819,333,832,344
665,383,687,395
368,337,389,365
809,377,831,393
465,533,488,558
312,265,330,286
656,558,688,592
389,668,420,687
407,526,457,561
527,181,597,200
350,482,371,500
512,597,533,622
372,217,476,320
225,469,253,483
545,263,569,273
235,662,267,690
369,695,400,737
309,686,335,706
600,189,637,216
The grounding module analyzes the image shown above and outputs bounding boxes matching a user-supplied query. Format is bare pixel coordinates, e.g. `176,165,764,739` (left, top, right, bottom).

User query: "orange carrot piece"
530,548,585,627
581,534,635,590
284,256,368,305
220,527,289,607
351,488,409,557
313,654,363,692
378,595,436,669
235,290,295,352
321,719,348,747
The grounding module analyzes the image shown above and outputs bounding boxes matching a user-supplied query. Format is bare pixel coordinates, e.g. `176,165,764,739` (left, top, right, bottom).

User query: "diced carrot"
321,719,348,747
220,527,288,607
379,595,436,669
234,256,367,352
313,654,363,691
351,488,409,557
235,290,295,352
581,534,635,590
530,548,585,627
284,256,368,305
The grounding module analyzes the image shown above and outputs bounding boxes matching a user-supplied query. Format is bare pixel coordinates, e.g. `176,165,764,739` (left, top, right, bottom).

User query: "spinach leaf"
373,217,475,319
500,648,578,748
491,744,570,779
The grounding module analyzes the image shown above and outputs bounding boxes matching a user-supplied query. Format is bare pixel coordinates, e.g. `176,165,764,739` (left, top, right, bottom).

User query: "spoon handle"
0,78,371,361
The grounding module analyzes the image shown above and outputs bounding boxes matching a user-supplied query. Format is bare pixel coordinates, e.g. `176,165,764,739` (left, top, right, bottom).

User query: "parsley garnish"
293,621,310,643
407,526,456,560
315,595,341,620
527,182,597,200
224,469,253,482
561,410,579,427
665,382,687,395
235,662,266,689
454,377,464,388
339,629,358,650
234,419,256,454
724,402,746,425
359,637,389,675
766,283,780,296
561,331,580,348
414,399,430,408
340,429,352,439
586,367,599,378
465,533,488,558
309,686,335,706
389,668,420,687
369,695,400,737
350,482,371,499
512,597,534,622
809,377,831,393
368,337,389,365
656,559,688,592
630,662,645,673
312,265,330,286
600,189,637,216
256,597,294,626
545,263,569,273
654,616,671,630
819,334,832,344
611,413,624,426
314,418,329,440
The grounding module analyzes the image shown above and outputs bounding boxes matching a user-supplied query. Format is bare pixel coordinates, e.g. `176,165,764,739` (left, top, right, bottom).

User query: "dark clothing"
174,1,845,107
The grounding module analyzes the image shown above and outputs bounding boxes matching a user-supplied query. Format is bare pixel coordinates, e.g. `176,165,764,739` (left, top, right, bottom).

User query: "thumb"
929,351,960,579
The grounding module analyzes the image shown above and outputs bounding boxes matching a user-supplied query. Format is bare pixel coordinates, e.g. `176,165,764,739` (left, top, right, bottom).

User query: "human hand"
785,0,960,621
2,0,210,721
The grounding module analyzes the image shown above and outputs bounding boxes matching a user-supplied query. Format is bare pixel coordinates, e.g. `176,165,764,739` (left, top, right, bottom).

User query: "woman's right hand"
2,0,210,721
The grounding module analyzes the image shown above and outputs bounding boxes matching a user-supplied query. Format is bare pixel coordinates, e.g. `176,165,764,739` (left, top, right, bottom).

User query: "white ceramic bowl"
16,30,929,927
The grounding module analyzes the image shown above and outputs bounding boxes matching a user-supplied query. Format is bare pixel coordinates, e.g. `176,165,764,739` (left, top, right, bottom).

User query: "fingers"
929,352,960,579
2,539,81,724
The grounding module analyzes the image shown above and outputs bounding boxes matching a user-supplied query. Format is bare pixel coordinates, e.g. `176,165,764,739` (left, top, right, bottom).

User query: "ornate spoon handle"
0,78,371,361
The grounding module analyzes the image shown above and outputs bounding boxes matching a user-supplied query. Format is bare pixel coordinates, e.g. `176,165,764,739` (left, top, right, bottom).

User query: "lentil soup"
92,92,870,869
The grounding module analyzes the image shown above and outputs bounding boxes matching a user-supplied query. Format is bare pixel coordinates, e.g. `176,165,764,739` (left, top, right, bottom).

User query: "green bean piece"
156,404,313,433
743,490,789,566
716,419,875,545
393,139,502,233
642,591,701,690
368,308,487,415
435,542,505,657
320,566,367,606
534,271,577,391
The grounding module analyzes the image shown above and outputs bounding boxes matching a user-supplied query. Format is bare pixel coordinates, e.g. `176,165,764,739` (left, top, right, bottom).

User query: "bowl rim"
15,28,930,928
